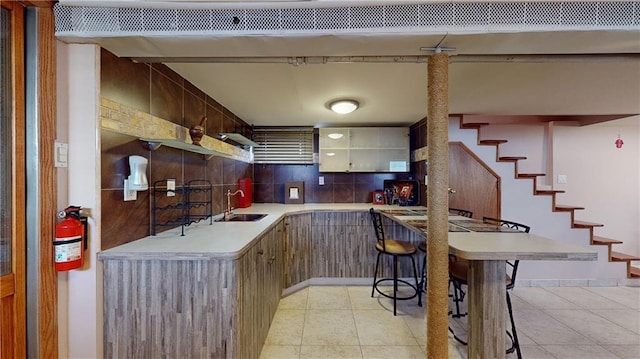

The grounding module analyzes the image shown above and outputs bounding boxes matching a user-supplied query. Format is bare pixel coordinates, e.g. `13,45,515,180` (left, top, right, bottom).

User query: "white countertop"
448,231,597,261
99,204,596,262
390,215,597,262
98,203,424,260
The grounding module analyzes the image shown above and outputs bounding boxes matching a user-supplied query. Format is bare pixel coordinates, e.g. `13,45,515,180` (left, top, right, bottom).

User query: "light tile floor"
260,285,640,359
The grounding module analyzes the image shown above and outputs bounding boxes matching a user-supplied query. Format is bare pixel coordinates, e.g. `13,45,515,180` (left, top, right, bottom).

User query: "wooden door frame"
31,5,58,358
1,1,26,358
1,1,57,358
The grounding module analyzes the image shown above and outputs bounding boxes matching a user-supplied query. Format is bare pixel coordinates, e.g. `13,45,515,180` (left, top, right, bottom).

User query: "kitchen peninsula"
98,203,425,358
99,204,596,359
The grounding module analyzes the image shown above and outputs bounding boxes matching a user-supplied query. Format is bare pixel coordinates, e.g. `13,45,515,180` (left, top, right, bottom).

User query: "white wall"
481,123,549,182
554,117,640,257
56,43,102,358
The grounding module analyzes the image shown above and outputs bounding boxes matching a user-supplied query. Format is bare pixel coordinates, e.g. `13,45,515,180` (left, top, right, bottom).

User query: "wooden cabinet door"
448,142,500,220
284,214,311,288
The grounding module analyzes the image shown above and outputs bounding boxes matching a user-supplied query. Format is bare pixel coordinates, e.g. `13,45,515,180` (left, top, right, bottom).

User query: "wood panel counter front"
98,203,425,358
99,204,596,359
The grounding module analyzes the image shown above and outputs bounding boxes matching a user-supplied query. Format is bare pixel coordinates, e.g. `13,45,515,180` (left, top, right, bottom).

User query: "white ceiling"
59,1,640,128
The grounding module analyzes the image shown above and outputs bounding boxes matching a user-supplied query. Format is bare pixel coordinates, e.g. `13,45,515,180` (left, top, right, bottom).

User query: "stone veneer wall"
100,49,253,250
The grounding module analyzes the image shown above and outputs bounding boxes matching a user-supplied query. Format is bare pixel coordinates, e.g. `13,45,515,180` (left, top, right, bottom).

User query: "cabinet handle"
268,256,276,264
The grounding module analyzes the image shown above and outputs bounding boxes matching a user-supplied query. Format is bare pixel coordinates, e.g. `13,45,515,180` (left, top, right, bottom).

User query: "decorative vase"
189,116,207,146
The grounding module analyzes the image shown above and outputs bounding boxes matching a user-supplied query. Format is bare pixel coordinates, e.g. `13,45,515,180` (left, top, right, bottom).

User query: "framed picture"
373,190,385,204
285,181,304,204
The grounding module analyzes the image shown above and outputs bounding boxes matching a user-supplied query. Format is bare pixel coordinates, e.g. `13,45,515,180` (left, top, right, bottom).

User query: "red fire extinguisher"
54,206,87,271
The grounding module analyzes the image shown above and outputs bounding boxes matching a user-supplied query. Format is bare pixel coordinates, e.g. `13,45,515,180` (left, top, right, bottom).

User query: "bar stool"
418,241,427,295
369,208,422,315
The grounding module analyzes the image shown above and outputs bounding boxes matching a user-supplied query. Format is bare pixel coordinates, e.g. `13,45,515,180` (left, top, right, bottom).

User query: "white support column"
59,43,103,359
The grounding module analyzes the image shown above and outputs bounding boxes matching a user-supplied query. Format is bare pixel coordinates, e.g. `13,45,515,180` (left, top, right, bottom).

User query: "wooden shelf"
219,133,259,147
100,97,253,163
141,138,222,158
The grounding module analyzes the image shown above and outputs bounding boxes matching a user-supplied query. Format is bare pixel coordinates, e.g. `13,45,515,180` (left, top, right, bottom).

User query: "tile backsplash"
100,49,252,250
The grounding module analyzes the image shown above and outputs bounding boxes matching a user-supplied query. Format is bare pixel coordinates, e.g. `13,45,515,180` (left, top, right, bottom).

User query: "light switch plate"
124,179,137,201
319,176,325,186
55,141,68,168
167,179,176,197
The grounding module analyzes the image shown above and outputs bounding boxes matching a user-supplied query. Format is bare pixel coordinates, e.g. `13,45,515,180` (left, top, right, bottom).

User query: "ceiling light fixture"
330,99,359,115
327,133,344,139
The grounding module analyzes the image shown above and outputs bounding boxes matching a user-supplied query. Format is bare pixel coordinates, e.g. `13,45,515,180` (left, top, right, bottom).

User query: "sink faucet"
225,189,245,219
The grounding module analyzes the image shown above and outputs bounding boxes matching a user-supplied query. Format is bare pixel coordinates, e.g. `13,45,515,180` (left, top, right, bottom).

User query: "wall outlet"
557,174,567,184
167,179,176,197
123,179,137,201
319,176,325,186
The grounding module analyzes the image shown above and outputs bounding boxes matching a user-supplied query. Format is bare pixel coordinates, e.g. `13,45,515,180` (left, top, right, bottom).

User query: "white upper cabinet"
319,127,409,172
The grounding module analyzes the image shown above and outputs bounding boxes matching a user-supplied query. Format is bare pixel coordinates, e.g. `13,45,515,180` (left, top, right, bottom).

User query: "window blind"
252,127,314,164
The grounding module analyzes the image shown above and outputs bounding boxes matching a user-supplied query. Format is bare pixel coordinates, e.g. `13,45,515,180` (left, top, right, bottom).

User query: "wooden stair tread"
555,204,585,211
461,122,489,129
535,189,566,195
630,266,640,278
499,156,527,161
573,220,604,228
517,173,546,178
592,236,623,245
611,251,640,261
479,139,508,145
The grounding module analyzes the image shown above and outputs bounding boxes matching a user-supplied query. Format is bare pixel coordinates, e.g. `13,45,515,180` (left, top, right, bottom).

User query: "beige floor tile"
264,285,640,359
368,285,423,314
591,308,640,334
511,287,577,309
302,309,360,346
545,309,640,345
348,286,389,310
259,345,300,359
279,288,309,310
300,345,363,359
265,309,306,345
353,309,419,346
602,344,640,359
360,345,424,358
514,344,555,358
542,286,628,309
514,308,592,345
583,287,640,310
402,311,426,344
307,286,351,310
541,344,620,358
447,333,467,359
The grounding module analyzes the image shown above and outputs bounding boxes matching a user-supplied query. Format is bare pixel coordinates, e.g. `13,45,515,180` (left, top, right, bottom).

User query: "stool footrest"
372,278,420,301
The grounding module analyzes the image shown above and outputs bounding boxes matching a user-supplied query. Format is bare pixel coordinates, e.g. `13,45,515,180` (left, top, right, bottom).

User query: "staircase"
459,120,640,279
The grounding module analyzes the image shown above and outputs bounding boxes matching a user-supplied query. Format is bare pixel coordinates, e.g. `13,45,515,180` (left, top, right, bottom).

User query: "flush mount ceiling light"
327,133,344,139
330,99,359,115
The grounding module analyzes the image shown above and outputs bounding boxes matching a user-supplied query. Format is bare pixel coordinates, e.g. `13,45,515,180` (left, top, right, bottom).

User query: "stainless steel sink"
215,213,267,222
